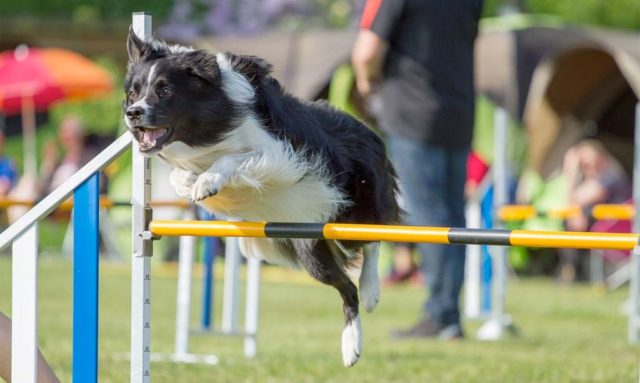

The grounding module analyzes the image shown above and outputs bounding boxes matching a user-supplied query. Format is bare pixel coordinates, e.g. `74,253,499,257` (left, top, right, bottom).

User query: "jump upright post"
130,13,153,382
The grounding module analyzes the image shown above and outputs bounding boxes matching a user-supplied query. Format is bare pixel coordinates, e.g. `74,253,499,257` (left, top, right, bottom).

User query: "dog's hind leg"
359,242,380,313
292,239,362,367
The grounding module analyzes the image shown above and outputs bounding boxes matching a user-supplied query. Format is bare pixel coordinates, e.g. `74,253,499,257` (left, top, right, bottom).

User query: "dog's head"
123,28,241,155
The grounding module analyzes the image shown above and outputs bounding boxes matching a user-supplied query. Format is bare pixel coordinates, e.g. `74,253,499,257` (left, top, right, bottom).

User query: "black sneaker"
391,317,464,340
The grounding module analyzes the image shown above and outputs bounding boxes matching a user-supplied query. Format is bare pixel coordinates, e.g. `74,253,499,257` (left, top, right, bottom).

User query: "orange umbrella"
0,45,113,175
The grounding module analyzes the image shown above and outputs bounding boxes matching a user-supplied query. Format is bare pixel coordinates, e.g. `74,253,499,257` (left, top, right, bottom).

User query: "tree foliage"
527,0,640,30
4,0,639,30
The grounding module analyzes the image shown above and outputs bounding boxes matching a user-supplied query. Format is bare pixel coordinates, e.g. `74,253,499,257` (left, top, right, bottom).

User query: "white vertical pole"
131,12,153,383
477,106,510,340
629,102,640,344
222,219,241,334
11,223,38,383
629,247,640,343
243,257,261,357
464,200,482,319
174,209,196,356
492,106,509,332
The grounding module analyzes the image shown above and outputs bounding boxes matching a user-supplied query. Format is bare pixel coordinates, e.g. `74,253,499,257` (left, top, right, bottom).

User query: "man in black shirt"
353,0,483,339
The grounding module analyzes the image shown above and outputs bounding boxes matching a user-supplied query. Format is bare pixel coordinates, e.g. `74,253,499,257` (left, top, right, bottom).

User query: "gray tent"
523,28,640,177
196,30,356,100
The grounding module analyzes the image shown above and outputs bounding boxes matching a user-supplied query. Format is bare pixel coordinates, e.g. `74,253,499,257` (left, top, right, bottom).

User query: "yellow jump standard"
149,220,640,251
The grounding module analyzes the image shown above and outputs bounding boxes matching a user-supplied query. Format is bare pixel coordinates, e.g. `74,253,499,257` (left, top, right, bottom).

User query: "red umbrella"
0,45,114,175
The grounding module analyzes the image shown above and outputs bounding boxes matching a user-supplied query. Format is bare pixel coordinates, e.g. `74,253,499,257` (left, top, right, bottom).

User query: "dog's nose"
126,106,144,120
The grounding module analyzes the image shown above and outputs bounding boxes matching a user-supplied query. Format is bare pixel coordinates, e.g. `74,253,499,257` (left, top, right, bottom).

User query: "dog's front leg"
169,167,198,200
191,153,251,202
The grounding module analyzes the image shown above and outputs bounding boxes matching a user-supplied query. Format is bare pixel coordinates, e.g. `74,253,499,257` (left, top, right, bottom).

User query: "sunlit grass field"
0,256,637,382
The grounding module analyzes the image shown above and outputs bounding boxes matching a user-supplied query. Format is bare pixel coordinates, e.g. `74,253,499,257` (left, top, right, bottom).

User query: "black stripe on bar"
584,206,594,219
448,228,512,246
264,222,326,239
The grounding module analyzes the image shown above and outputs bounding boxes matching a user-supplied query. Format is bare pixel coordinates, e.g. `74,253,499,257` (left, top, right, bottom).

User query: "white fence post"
11,223,38,383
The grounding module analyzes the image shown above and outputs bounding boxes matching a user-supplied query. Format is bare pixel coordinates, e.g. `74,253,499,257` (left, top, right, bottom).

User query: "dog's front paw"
169,168,198,200
341,316,362,367
191,172,225,202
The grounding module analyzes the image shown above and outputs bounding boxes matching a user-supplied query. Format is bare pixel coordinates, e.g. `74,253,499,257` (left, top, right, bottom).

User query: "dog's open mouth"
131,126,173,152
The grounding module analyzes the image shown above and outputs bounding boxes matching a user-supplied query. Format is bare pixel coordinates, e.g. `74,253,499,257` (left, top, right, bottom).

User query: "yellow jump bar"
148,220,640,251
499,204,635,221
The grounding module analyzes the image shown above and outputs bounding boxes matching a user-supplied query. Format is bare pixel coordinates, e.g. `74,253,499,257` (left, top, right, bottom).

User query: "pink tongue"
142,128,165,145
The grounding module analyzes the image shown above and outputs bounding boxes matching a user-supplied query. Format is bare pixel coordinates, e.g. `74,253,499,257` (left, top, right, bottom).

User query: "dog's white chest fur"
160,116,346,223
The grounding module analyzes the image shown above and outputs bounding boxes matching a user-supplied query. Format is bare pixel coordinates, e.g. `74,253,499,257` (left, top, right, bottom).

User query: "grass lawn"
0,256,637,382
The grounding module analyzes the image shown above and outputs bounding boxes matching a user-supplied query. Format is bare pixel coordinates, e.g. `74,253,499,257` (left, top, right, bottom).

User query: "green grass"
0,256,637,382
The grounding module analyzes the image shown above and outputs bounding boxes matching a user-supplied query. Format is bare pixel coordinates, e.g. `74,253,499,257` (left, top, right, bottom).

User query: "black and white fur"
123,29,400,367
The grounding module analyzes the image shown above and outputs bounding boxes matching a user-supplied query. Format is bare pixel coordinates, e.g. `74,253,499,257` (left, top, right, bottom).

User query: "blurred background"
0,1,640,381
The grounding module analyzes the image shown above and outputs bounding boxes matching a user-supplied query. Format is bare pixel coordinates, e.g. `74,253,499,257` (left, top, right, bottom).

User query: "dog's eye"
159,87,173,98
127,90,136,102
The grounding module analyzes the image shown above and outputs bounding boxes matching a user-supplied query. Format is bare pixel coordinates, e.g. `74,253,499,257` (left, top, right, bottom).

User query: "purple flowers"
159,0,366,39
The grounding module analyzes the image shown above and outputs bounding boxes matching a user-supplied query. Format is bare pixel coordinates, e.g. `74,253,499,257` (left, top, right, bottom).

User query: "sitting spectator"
0,130,17,198
559,139,631,282
0,130,18,227
8,115,94,223
38,115,93,196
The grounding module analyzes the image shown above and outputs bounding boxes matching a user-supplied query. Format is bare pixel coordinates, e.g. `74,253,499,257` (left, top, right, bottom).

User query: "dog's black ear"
127,26,146,63
184,51,221,85
225,54,273,86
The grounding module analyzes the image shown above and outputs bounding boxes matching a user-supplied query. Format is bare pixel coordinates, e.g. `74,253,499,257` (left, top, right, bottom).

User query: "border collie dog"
123,29,400,367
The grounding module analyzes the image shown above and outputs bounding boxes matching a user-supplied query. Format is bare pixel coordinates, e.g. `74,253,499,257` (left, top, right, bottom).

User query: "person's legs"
438,147,468,326
417,145,468,328
387,134,468,337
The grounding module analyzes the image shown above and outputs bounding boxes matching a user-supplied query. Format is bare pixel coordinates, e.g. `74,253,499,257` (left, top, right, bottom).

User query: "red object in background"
0,45,113,175
0,45,113,115
467,151,489,187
